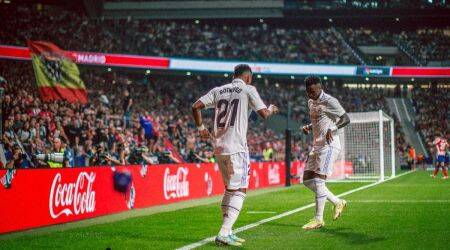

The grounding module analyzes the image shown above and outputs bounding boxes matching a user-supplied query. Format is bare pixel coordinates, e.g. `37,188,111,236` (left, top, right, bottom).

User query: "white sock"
219,190,246,237
314,178,341,205
313,178,327,221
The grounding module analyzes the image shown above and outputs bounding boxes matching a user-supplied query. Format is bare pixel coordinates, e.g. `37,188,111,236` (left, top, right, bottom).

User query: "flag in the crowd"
163,139,185,163
28,41,87,103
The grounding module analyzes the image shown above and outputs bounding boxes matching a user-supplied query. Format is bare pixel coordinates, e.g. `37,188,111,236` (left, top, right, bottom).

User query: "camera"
34,153,65,163
128,146,149,164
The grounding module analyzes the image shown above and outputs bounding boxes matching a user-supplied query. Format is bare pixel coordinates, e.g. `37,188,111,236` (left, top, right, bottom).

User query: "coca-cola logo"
49,172,96,219
140,164,148,177
163,167,189,200
253,169,260,188
127,184,135,210
268,164,281,185
204,173,213,196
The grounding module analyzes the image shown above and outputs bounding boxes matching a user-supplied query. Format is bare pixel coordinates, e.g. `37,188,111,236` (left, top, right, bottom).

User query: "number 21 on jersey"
216,99,239,128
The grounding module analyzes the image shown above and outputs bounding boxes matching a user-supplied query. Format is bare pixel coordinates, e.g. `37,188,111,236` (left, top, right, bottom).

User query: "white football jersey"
308,91,346,150
199,78,267,155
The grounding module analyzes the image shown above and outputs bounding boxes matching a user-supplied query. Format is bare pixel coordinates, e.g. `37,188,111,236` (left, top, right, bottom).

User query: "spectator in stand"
5,145,26,169
263,142,274,162
123,89,133,129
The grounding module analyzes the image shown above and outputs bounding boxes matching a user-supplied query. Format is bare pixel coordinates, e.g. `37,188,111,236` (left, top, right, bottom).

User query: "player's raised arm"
248,85,278,119
334,113,350,130
191,100,210,139
323,97,350,144
257,104,279,119
192,88,216,140
327,97,350,131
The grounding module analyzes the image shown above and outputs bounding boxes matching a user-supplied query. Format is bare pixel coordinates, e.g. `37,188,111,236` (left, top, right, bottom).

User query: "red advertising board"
0,161,301,234
0,45,170,69
391,67,450,77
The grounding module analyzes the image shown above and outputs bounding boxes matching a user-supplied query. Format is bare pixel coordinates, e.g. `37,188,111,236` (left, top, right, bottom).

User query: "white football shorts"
216,152,250,189
305,146,341,176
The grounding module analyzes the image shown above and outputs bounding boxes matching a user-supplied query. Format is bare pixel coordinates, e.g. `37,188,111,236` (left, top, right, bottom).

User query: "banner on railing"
0,161,305,234
0,45,170,69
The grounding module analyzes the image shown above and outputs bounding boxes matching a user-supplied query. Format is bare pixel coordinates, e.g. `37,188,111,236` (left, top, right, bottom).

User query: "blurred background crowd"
0,2,448,169
1,59,428,169
0,5,448,66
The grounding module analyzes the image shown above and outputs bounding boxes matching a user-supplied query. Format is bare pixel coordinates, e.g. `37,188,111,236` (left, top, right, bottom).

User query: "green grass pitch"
0,171,449,249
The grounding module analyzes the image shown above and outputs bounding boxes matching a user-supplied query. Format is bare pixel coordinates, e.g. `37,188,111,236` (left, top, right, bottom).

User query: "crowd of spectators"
412,85,449,155
1,5,448,66
106,19,358,64
0,60,282,168
0,4,445,169
345,27,396,47
396,28,450,64
343,27,450,65
1,60,410,169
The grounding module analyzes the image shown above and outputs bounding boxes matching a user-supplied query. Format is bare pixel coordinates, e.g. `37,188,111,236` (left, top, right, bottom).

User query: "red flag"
28,41,87,104
163,139,185,163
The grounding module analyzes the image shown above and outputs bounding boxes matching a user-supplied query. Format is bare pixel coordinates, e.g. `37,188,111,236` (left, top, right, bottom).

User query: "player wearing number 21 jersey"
192,64,278,246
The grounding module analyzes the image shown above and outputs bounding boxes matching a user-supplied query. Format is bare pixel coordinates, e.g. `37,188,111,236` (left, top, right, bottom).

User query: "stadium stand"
411,85,450,154
0,3,446,169
0,59,409,168
1,5,448,66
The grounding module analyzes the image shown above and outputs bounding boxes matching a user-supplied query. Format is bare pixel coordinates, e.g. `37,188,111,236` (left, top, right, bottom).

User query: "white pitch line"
247,211,277,214
176,171,414,250
349,200,450,203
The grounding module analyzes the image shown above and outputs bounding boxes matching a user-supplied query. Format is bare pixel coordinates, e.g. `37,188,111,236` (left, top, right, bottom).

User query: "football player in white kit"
301,76,350,230
192,64,278,246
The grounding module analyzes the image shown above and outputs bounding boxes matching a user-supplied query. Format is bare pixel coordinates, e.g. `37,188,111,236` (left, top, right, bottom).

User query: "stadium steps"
387,98,428,158
332,27,367,65
394,41,423,66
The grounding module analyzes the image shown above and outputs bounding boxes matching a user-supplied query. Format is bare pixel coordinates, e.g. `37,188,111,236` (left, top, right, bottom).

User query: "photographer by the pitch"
39,137,72,168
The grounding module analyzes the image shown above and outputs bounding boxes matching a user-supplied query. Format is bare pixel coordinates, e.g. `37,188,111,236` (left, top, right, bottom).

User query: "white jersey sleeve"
199,88,217,109
247,86,267,111
325,97,346,117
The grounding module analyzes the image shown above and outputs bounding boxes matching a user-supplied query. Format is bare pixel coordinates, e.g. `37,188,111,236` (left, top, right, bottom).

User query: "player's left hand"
325,129,333,144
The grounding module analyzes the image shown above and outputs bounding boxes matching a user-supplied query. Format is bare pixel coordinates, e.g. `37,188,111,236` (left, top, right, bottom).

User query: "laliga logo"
268,164,281,185
204,173,213,196
163,167,189,200
49,172,96,219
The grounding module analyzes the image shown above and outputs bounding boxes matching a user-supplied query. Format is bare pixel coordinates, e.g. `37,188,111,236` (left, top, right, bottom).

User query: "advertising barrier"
0,45,170,69
169,58,357,76
1,45,449,77
390,67,450,77
0,161,305,234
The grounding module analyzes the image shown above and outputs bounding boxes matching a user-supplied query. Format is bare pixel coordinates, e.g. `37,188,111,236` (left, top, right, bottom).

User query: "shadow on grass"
320,227,385,245
264,222,299,228
204,241,242,249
